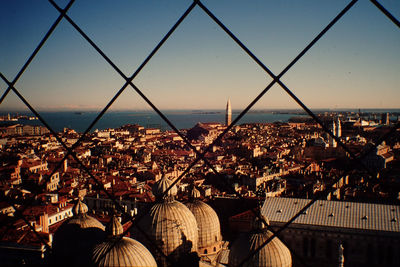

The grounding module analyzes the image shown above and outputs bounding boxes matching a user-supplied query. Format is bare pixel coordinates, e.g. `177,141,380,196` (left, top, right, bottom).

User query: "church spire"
225,98,232,126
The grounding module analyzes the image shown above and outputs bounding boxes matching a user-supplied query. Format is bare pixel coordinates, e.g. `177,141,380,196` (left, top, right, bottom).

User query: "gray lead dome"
185,187,222,256
152,176,178,201
134,176,199,266
52,199,105,266
229,216,292,267
67,199,105,229
92,215,157,267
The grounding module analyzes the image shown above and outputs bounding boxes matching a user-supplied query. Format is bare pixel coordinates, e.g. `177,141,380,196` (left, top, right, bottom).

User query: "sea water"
0,110,308,133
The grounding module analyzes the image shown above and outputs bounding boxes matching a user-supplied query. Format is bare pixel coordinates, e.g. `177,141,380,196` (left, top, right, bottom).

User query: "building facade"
261,197,400,267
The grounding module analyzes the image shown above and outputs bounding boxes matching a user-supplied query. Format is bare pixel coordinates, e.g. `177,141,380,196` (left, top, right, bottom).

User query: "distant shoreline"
2,108,400,115
0,109,398,133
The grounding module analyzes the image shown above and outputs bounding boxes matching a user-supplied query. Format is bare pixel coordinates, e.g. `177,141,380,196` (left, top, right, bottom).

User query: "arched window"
326,240,332,259
387,245,393,264
367,243,374,263
378,243,384,264
303,237,309,257
311,238,316,258
213,247,216,252
204,249,207,254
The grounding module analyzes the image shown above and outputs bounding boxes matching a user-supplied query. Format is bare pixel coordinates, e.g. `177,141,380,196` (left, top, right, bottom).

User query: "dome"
92,216,157,267
52,199,105,266
228,216,291,267
135,200,199,266
66,212,106,229
152,175,178,200
185,188,222,255
67,199,105,229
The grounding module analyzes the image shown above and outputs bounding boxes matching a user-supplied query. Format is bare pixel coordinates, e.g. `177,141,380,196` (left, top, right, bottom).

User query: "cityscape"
1,1,400,267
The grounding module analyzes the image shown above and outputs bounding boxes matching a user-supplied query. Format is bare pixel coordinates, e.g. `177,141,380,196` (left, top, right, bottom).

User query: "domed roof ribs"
73,198,89,216
152,175,178,203
229,215,292,267
92,215,157,266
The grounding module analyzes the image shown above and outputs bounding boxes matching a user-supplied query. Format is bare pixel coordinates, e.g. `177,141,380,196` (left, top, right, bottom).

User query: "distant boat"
74,112,84,115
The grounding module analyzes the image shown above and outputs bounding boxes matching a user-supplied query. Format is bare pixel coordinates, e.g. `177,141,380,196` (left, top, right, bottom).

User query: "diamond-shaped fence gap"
0,90,53,156
91,88,170,142
201,0,354,74
0,153,67,253
269,0,400,174
0,135,70,214
0,201,53,264
59,152,104,200
347,121,400,202
14,18,126,129
77,89,162,186
67,0,192,76
206,88,311,194
0,86,68,241
278,0,400,110
252,90,380,185
0,1,62,79
133,7,272,137
245,103,399,204
252,99,399,205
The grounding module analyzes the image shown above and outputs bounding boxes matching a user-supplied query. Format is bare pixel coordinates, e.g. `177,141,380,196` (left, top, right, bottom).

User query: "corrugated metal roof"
216,248,230,266
261,197,400,233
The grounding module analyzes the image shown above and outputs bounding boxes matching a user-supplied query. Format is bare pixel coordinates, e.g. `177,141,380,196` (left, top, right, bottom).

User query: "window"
303,237,309,257
326,239,332,259
387,245,393,264
311,238,316,258
367,243,374,263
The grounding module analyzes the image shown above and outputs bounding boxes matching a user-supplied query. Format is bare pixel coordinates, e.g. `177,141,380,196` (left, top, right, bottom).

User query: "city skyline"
1,0,399,112
1,2,399,266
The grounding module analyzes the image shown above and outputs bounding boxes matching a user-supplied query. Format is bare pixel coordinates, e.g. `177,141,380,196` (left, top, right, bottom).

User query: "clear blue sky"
1,0,399,112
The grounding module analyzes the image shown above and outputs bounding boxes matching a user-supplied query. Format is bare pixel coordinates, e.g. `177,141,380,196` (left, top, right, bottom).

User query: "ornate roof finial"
152,175,177,202
189,185,201,201
73,198,88,216
252,211,270,231
106,215,124,237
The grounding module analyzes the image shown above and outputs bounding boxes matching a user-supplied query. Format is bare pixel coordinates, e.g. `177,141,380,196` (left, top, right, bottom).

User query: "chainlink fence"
0,0,399,266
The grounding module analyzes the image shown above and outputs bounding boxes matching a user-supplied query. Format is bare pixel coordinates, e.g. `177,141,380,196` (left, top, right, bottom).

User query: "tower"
336,117,341,138
381,112,390,125
329,120,337,148
225,99,232,126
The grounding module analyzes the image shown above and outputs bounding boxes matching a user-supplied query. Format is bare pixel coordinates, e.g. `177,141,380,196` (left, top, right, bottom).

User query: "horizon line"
1,107,400,113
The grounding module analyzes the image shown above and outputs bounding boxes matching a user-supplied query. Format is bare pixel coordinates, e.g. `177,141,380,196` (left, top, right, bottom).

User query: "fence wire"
0,0,399,266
